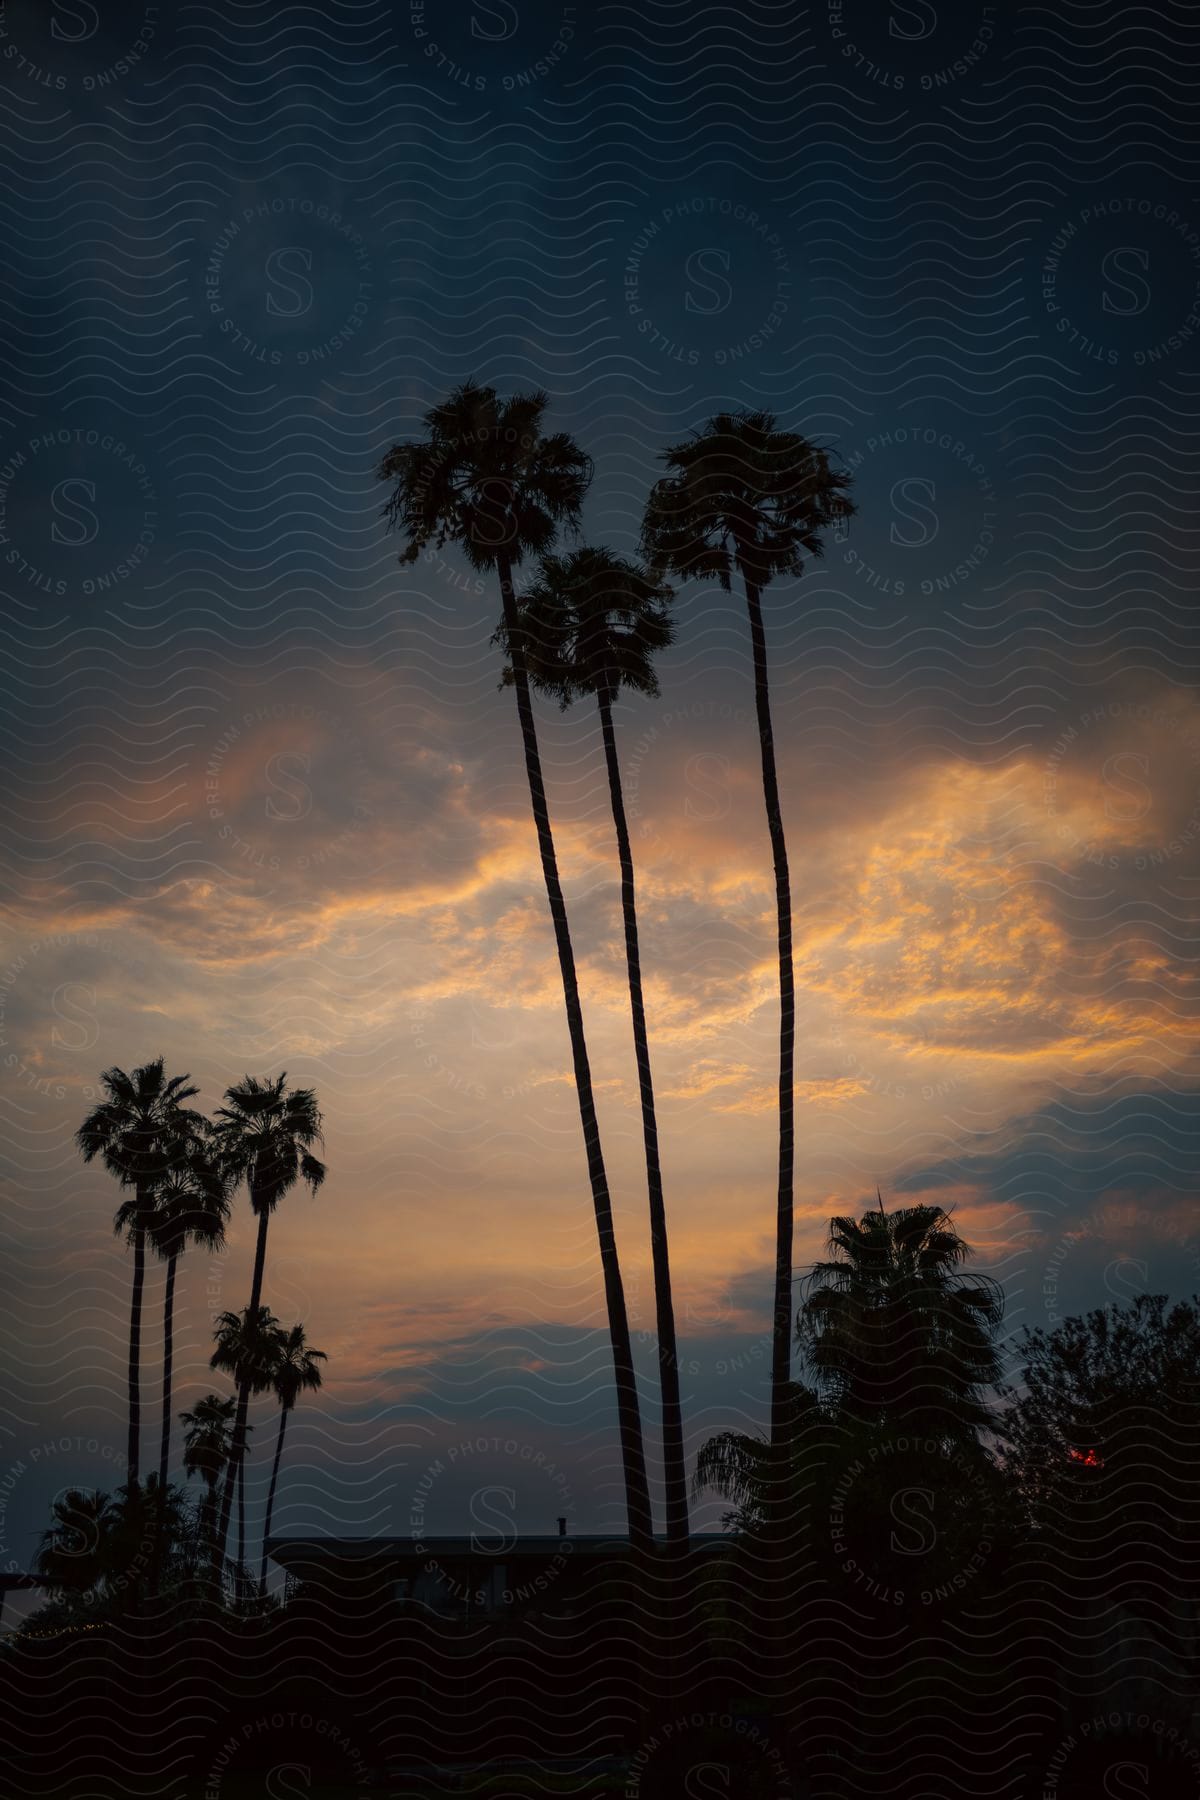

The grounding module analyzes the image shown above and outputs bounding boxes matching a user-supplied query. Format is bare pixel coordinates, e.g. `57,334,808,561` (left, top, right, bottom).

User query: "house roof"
267,1534,731,1569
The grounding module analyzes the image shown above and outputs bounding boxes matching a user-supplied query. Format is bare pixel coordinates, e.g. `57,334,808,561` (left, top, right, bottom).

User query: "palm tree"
642,412,854,1463
258,1323,326,1593
378,383,653,1551
34,1479,189,1611
180,1392,237,1560
493,546,688,1547
695,1200,1003,1538
119,1147,230,1495
34,1489,113,1595
801,1196,1004,1440
211,1305,280,1577
76,1059,209,1484
208,1075,324,1571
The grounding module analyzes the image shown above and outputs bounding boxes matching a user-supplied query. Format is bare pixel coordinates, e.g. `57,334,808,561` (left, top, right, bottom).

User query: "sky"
1,0,1199,1599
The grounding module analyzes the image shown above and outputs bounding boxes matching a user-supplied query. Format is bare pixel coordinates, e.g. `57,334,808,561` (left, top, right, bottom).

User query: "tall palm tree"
378,383,653,1551
209,1075,325,1570
180,1392,237,1561
119,1147,230,1495
494,546,688,1547
211,1304,280,1576
801,1196,1004,1440
258,1323,326,1592
76,1059,209,1484
642,412,854,1461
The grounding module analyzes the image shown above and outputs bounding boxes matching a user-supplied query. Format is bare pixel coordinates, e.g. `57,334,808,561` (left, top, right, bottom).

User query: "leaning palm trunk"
742,575,796,1464
498,554,653,1552
127,1206,147,1484
213,1206,270,1571
259,1406,289,1593
596,685,688,1548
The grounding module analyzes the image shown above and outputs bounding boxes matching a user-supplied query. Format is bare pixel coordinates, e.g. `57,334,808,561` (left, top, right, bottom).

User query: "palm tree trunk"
213,1204,270,1571
202,1488,217,1567
237,1453,246,1585
127,1210,146,1486
497,554,653,1554
158,1252,178,1492
596,687,689,1548
148,1247,180,1599
742,575,795,1457
259,1406,289,1593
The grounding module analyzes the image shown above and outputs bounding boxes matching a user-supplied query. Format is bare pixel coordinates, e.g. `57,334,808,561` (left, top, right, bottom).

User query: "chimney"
557,1517,567,1538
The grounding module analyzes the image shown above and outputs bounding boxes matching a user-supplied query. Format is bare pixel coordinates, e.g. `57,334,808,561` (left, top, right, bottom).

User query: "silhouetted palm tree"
494,546,688,1547
76,1060,208,1484
211,1304,279,1576
696,1200,1003,1552
642,413,854,1460
35,1479,189,1610
209,1075,325,1571
378,383,652,1551
121,1148,230,1495
180,1392,237,1561
258,1323,326,1592
34,1489,113,1595
801,1196,1004,1439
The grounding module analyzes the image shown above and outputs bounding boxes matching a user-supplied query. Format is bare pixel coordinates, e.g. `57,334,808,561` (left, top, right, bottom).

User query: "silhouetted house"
0,1576,41,1633
268,1531,731,1621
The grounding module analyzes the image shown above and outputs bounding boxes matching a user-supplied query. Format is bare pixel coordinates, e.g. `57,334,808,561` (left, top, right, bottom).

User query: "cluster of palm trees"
378,387,854,1549
60,1060,327,1602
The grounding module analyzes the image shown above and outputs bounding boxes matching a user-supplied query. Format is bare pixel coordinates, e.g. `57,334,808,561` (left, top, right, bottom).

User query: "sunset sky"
2,0,1198,1591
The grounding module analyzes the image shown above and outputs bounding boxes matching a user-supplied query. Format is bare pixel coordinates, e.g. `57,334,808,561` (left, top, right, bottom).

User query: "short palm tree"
76,1059,209,1483
211,1305,280,1576
258,1323,326,1592
119,1147,230,1495
209,1075,325,1570
34,1479,189,1609
642,412,854,1461
494,546,688,1546
695,1201,1003,1537
34,1489,113,1595
180,1392,237,1560
801,1197,1004,1440
378,383,652,1551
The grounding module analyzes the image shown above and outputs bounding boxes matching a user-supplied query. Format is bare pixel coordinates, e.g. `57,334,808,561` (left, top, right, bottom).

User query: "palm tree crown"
211,1306,284,1397
139,1159,228,1263
213,1074,325,1220
377,380,591,576
640,408,853,594
269,1323,327,1413
77,1058,207,1196
493,547,674,708
800,1199,1004,1438
180,1393,238,1495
